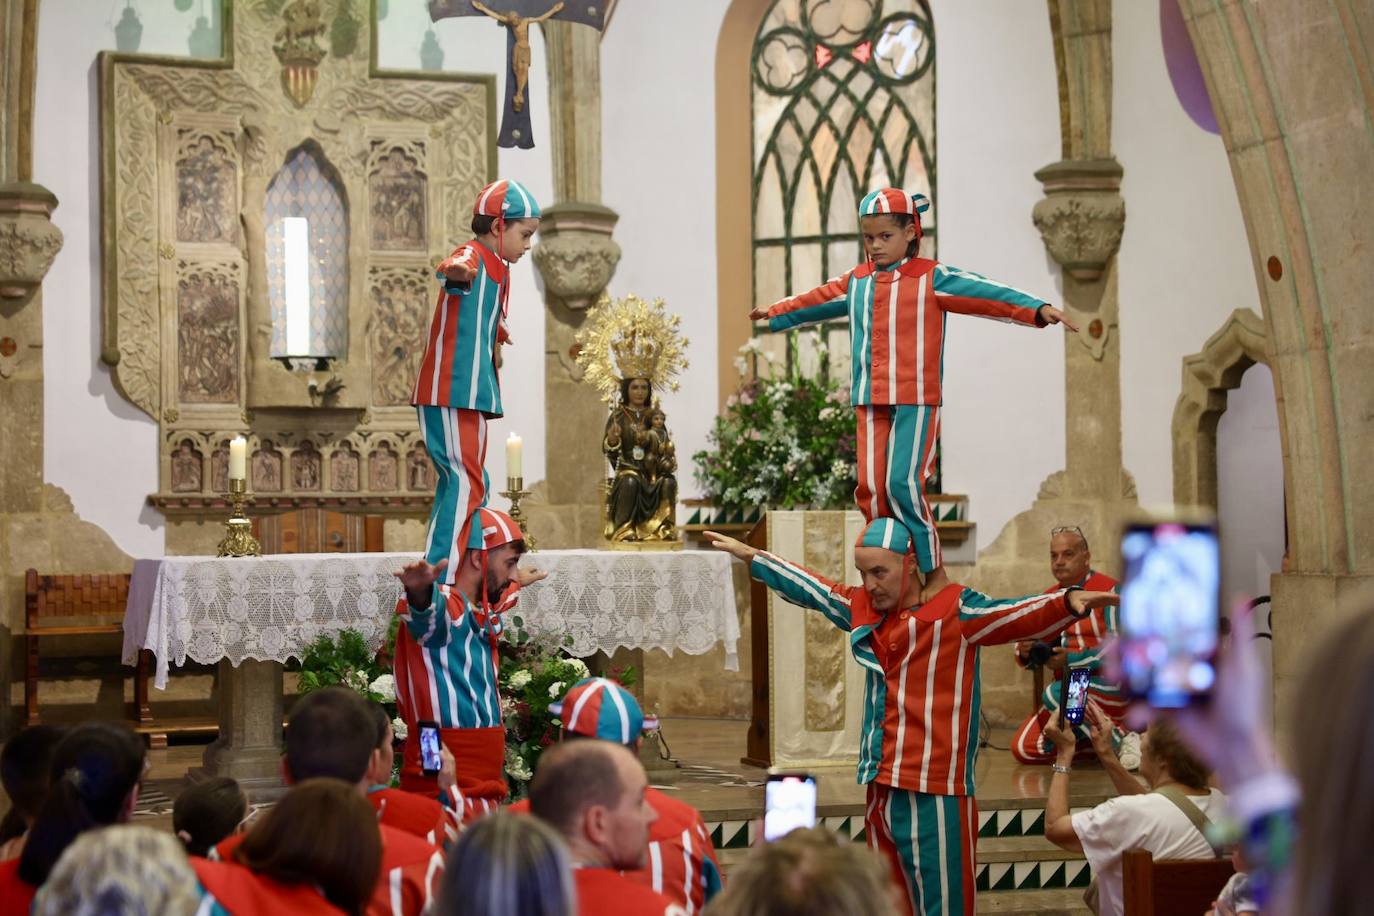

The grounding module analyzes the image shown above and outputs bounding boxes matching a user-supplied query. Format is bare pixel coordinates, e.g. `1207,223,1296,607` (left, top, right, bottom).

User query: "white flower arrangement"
507,669,533,690
368,674,396,701
568,658,590,679
391,717,408,741
548,681,565,699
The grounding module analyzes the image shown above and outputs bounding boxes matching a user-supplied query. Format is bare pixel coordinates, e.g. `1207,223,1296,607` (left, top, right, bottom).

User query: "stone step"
977,887,1092,915
978,835,1085,864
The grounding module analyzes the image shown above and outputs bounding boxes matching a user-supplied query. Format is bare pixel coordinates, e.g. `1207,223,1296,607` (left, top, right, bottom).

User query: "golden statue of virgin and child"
576,294,689,548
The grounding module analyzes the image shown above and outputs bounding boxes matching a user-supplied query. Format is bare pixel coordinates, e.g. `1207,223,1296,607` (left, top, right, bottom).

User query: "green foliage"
297,625,401,784
693,335,858,514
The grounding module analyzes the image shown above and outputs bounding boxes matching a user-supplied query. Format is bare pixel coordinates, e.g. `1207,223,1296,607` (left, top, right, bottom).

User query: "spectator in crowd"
212,687,444,916
1042,710,1225,916
0,724,64,861
0,721,146,916
32,825,201,916
173,776,247,858
528,740,683,916
437,812,574,916
363,699,462,847
705,826,897,916
508,678,721,911
197,778,382,915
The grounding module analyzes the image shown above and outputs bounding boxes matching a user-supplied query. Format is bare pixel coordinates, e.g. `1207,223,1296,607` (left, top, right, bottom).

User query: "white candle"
282,216,311,356
506,432,523,480
229,436,247,482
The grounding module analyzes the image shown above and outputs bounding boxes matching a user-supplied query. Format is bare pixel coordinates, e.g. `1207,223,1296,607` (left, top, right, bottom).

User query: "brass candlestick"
216,478,262,558
499,476,535,550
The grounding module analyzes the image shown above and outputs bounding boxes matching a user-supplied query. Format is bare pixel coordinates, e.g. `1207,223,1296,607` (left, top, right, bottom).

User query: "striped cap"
473,179,541,221
859,188,931,220
549,678,660,745
466,506,525,551
856,517,914,555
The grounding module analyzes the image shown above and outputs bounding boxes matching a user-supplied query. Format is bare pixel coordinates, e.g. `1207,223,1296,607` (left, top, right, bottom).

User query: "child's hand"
439,247,478,284
1038,305,1079,333
749,305,771,321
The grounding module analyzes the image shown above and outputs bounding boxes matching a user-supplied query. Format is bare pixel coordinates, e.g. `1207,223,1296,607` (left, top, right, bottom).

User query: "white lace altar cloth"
123,549,739,688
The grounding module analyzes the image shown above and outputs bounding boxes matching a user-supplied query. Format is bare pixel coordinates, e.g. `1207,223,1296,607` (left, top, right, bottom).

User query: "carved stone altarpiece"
98,1,496,532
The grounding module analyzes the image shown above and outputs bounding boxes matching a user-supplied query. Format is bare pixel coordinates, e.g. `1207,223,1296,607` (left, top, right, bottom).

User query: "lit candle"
229,436,247,482
506,432,523,481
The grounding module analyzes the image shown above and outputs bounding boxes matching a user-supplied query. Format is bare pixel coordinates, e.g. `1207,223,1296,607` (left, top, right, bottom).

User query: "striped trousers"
1010,676,1128,765
417,406,489,579
866,783,977,916
855,405,943,573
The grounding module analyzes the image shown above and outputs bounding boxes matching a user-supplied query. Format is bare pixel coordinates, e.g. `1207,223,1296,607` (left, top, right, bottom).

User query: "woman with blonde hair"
436,812,575,916
32,825,201,916
705,826,898,916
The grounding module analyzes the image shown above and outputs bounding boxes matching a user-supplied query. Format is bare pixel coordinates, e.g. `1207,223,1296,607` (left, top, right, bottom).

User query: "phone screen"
1061,666,1092,727
763,774,817,842
1119,521,1220,707
419,723,442,775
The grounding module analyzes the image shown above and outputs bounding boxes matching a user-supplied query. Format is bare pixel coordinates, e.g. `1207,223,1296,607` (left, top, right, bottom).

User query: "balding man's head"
1050,527,1091,587
528,740,656,870
854,518,920,612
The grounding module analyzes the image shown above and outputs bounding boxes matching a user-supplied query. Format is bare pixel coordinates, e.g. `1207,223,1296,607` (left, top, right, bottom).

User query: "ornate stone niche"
97,1,496,535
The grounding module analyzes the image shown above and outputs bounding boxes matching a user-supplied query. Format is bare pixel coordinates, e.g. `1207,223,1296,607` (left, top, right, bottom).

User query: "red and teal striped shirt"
412,241,510,416
751,551,1087,796
764,257,1047,406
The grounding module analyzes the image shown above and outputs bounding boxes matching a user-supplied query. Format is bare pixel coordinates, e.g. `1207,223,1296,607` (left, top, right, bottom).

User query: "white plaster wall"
1216,363,1284,601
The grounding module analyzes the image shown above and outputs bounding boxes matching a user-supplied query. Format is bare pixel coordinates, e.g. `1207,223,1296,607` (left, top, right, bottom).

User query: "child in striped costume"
750,189,1076,602
392,507,546,824
413,178,540,582
509,678,723,914
705,519,1116,916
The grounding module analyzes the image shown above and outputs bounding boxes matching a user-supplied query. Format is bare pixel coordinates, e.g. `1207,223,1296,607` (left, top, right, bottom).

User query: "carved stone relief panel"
210,440,230,494
406,443,435,492
252,441,284,493
368,265,429,407
170,438,205,492
176,260,241,404
367,139,427,251
290,440,323,491
369,442,399,492
176,129,240,245
330,443,361,492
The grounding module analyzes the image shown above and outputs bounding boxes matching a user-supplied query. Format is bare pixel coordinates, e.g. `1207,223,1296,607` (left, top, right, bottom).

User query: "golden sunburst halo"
575,293,690,405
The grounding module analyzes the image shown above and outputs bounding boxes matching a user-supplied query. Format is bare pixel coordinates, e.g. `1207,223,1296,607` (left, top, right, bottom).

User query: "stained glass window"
265,144,350,360
752,0,936,383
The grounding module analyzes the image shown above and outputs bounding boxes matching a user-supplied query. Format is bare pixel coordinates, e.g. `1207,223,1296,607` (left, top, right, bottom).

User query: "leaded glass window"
752,0,936,384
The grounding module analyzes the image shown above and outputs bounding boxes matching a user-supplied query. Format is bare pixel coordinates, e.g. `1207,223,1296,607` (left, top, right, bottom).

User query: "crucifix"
430,0,609,148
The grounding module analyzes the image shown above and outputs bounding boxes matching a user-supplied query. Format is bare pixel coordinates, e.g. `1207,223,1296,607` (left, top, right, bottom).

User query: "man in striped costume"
412,178,540,582
392,506,546,823
705,519,1116,916
509,678,723,913
1011,526,1126,766
750,189,1075,603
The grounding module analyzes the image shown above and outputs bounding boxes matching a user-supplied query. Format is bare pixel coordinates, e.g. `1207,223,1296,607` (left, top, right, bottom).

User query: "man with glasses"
1011,526,1135,767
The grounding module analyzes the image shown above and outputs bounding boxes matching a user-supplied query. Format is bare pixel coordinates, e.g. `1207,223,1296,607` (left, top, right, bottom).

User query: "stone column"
1176,0,1374,744
528,20,621,548
197,659,286,796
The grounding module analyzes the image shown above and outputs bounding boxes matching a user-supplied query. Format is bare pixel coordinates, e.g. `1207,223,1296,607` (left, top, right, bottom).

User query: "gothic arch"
1171,308,1274,510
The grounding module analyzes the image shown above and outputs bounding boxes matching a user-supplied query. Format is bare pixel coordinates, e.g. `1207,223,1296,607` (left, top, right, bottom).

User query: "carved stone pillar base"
531,202,622,312
0,182,62,309
197,658,286,797
1032,159,1124,285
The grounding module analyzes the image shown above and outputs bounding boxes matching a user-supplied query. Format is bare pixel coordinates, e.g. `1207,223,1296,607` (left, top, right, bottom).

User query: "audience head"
550,678,659,750
234,778,382,916
705,826,897,916
1049,526,1091,587
19,721,146,887
1291,610,1374,916
363,699,397,786
0,724,64,840
285,687,377,785
1139,718,1210,792
528,740,656,870
172,776,247,858
438,812,575,916
853,518,920,611
32,825,200,916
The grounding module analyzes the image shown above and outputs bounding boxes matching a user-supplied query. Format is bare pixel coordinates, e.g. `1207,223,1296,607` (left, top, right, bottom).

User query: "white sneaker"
1117,732,1142,771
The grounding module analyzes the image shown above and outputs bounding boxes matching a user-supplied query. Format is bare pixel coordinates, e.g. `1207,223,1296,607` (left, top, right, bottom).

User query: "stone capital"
531,201,622,312
0,181,62,309
1032,159,1124,283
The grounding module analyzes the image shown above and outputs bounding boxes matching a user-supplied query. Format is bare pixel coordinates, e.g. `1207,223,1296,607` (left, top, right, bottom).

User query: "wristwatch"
1052,763,1072,775
1063,584,1090,619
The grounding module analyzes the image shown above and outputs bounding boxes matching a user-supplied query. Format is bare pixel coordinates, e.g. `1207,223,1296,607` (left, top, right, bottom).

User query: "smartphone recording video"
763,773,818,842
1119,520,1220,708
1060,665,1092,727
419,721,442,776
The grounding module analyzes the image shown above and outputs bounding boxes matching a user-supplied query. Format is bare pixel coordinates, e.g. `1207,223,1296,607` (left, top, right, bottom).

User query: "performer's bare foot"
919,564,951,604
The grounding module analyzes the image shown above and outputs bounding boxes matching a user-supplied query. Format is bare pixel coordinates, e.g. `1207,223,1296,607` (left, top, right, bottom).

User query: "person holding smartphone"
392,506,547,825
705,519,1116,916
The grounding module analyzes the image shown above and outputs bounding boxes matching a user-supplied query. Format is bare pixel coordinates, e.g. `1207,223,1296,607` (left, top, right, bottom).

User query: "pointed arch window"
751,0,935,380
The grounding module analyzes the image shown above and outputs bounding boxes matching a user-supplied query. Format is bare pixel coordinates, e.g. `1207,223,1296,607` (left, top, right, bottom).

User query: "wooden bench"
24,569,152,731
1122,848,1235,915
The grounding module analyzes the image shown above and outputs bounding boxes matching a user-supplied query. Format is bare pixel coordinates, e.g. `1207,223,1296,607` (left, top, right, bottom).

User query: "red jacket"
192,858,345,915
0,859,36,916
573,867,686,916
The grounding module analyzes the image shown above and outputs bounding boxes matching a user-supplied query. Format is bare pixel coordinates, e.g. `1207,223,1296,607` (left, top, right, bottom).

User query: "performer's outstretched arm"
1064,587,1119,671
958,586,1116,647
395,558,455,647
750,270,855,331
703,531,857,631
933,264,1077,331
